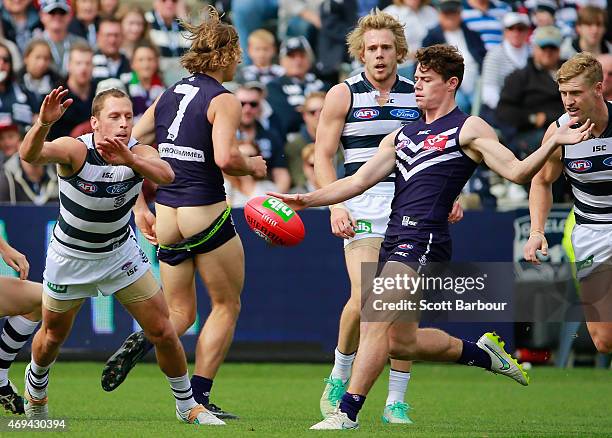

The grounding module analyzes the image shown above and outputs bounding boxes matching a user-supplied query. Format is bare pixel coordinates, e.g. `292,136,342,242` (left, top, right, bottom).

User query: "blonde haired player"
314,9,462,424
525,52,612,354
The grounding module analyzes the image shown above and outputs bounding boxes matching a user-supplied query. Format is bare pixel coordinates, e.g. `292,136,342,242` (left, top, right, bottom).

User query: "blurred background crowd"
0,0,611,210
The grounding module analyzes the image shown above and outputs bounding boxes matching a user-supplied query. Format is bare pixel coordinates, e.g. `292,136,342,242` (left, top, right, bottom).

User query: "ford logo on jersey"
390,108,420,120
353,108,379,119
568,159,592,172
603,157,612,167
107,182,132,195
77,181,97,194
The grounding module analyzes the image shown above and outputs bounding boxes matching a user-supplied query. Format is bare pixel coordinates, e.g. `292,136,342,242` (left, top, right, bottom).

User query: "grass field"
1,362,611,437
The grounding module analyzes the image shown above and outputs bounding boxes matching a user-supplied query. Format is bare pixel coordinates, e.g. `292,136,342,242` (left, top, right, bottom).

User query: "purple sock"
190,375,213,405
339,392,366,422
457,340,492,369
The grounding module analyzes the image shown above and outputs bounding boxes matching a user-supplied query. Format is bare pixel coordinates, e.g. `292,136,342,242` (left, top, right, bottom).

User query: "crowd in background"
0,0,611,210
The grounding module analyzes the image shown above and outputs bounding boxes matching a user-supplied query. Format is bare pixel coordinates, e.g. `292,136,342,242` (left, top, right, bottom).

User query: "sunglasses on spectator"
241,101,259,108
161,0,178,3
48,9,68,15
507,25,529,31
0,56,10,63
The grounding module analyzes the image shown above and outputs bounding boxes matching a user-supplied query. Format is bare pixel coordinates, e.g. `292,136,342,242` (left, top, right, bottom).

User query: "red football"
244,196,305,246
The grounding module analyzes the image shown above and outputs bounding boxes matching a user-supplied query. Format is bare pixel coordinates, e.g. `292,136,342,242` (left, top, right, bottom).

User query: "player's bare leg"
321,239,413,423
312,261,528,430
579,267,612,353
25,297,83,419
120,272,224,426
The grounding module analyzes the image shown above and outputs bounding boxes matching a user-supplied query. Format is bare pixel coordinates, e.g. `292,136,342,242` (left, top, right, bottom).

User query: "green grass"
2,362,611,437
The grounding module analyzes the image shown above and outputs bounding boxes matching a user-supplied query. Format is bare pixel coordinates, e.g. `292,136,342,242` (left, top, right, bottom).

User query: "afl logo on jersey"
77,181,97,194
568,159,592,172
603,157,612,167
107,182,131,195
390,108,420,120
353,108,379,119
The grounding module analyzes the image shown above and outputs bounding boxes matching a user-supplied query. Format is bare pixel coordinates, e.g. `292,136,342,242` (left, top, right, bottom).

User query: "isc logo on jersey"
568,159,592,172
423,134,448,151
353,108,379,120
390,108,420,120
263,198,295,222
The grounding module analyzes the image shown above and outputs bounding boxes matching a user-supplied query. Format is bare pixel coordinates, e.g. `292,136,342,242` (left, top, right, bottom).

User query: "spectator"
118,5,150,60
291,143,318,193
48,42,95,140
0,42,37,132
597,53,612,100
266,36,327,137
92,17,132,83
423,0,486,112
383,0,439,75
461,0,510,50
530,0,556,27
0,123,19,162
128,43,165,120
224,143,279,208
285,91,324,188
0,0,42,54
0,152,58,205
278,0,323,46
236,83,291,192
230,0,278,65
68,0,100,49
480,13,531,124
100,0,119,17
496,26,565,159
17,39,63,106
235,29,284,85
560,6,612,60
39,0,87,76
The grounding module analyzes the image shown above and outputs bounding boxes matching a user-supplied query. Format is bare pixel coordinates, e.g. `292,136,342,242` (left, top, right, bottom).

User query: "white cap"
503,12,531,28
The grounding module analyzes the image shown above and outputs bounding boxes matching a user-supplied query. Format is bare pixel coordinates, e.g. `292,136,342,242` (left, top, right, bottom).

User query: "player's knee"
144,320,177,346
592,333,612,354
211,296,241,318
42,326,68,349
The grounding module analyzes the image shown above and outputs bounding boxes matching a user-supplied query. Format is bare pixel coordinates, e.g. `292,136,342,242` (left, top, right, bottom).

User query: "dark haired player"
271,44,593,429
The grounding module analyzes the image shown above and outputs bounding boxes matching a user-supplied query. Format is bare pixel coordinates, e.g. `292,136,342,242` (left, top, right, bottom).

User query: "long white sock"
26,359,51,400
386,369,411,406
330,348,356,382
167,373,198,413
0,316,39,387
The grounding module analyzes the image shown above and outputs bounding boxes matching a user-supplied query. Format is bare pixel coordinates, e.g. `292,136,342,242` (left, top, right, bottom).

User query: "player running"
0,238,41,415
18,86,223,425
100,7,266,419
271,44,593,429
314,9,461,424
525,52,612,354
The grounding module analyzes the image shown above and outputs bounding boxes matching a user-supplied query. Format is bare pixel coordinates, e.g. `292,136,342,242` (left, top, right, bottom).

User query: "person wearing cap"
39,0,88,76
560,6,612,61
266,35,327,137
461,0,510,50
497,26,565,167
0,0,43,55
48,42,96,140
481,13,531,123
235,83,291,192
422,0,486,112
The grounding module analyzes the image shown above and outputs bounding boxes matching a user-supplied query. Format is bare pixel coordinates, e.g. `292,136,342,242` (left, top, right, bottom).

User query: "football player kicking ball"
18,86,223,425
270,44,593,429
0,238,41,415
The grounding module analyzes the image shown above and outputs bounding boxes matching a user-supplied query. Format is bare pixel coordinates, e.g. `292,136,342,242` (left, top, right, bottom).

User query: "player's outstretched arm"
269,132,397,210
464,116,592,184
524,122,563,264
132,96,160,146
0,236,29,280
97,138,174,185
210,93,267,177
20,86,77,166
